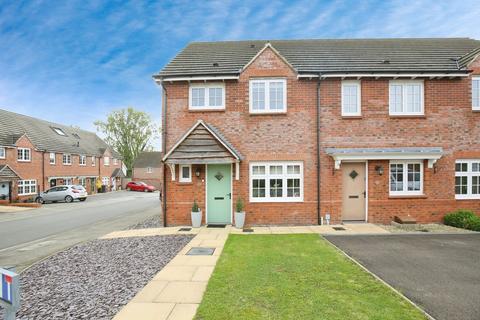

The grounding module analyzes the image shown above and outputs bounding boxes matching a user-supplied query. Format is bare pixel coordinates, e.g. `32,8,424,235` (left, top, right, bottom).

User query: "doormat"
186,247,215,256
333,227,346,231
178,227,192,232
243,228,254,233
207,224,226,228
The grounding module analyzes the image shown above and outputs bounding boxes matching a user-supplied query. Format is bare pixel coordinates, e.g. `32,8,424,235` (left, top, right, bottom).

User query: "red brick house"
132,151,163,189
155,38,480,226
0,109,124,201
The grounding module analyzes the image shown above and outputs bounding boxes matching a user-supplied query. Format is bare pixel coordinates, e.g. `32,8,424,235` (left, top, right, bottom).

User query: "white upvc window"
63,153,71,165
147,167,153,173
49,152,55,164
179,164,192,183
79,155,86,166
102,177,109,186
91,156,96,166
249,162,303,202
389,160,423,196
341,80,361,116
249,79,287,113
389,80,424,115
113,158,118,165
473,77,480,111
189,83,225,110
455,160,480,199
18,179,37,195
17,148,31,162
79,177,86,187
104,157,110,166
0,147,5,159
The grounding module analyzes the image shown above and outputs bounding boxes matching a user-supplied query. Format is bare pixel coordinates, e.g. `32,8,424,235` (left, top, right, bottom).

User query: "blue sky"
1,0,480,150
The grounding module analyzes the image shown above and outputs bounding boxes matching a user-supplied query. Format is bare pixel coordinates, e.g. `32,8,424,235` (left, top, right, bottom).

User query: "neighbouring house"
0,109,126,201
155,38,480,226
132,151,163,189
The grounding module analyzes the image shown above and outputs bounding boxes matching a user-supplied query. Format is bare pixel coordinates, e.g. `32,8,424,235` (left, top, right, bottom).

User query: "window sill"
178,181,193,185
472,109,480,113
341,115,363,119
389,115,426,119
389,194,427,199
17,160,31,162
188,108,225,112
249,199,304,203
455,197,480,200
249,111,287,116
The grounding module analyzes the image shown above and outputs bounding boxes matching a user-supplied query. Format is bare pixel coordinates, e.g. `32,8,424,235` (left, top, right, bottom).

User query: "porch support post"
167,163,176,181
235,161,240,180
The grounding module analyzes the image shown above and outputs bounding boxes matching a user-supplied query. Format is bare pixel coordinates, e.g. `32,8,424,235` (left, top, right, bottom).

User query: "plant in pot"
235,197,246,229
191,200,202,228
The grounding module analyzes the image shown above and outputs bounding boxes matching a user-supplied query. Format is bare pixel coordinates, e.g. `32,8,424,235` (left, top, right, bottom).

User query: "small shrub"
192,200,200,212
444,209,480,231
235,197,244,212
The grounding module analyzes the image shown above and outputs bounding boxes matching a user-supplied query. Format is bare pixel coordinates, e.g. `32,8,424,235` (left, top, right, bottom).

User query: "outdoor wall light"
195,167,201,177
375,165,384,176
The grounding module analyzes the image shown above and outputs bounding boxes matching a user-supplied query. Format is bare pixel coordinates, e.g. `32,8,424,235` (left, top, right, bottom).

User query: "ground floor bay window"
455,160,480,199
249,162,303,202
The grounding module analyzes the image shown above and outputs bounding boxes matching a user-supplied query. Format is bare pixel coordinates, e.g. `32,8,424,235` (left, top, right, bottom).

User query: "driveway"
0,190,161,271
325,234,480,320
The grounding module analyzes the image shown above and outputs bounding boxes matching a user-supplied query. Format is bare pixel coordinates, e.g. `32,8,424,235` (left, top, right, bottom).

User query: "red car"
126,181,156,192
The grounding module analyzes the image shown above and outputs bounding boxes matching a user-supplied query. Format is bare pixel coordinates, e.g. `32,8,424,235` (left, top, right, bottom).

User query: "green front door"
207,164,232,224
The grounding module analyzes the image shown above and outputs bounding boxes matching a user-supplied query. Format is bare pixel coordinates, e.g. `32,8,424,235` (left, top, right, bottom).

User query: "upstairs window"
341,81,361,116
249,162,303,202
63,153,71,165
389,80,424,115
0,147,5,159
473,77,480,111
455,160,480,199
249,79,287,113
389,160,423,196
147,167,153,173
91,156,95,166
49,152,55,164
189,83,225,110
17,148,31,162
104,157,110,166
113,158,118,165
79,155,86,166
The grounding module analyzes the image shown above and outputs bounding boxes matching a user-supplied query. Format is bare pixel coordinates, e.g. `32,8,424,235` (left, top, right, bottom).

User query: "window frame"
91,156,96,166
473,76,480,111
0,147,5,159
18,179,37,196
179,164,192,183
113,158,118,165
62,153,72,165
17,148,31,162
249,161,303,203
341,80,362,116
388,80,424,116
49,152,55,164
79,155,86,166
188,83,225,110
455,159,480,200
249,78,287,114
147,167,153,173
389,160,424,196
104,156,110,166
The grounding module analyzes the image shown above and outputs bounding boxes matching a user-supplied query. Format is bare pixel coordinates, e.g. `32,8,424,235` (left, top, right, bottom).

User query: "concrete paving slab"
154,281,207,304
113,302,175,320
167,304,199,320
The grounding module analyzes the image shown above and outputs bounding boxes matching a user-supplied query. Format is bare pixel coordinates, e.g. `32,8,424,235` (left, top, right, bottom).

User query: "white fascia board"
298,73,469,79
330,152,443,169
159,75,239,82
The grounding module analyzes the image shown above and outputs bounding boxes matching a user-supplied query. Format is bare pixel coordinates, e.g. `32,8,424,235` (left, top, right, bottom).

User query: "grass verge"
195,234,427,320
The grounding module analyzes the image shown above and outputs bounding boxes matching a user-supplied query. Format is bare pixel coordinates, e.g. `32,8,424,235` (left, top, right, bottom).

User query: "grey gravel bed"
1,235,193,320
126,215,163,229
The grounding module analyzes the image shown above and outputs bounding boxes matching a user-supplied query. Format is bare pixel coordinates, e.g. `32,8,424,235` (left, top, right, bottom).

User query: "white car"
35,185,88,204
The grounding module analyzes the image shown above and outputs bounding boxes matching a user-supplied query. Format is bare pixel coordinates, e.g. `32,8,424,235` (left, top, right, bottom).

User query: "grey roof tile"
133,151,163,168
156,38,480,77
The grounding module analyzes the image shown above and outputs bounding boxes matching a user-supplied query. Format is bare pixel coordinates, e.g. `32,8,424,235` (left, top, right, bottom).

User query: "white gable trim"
241,43,297,74
157,75,239,82
162,120,241,162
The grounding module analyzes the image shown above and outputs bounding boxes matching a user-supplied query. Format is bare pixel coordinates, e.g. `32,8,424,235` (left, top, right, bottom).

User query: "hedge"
444,210,480,231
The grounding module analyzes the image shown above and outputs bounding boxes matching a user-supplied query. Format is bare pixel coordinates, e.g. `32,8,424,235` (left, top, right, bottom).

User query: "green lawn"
195,234,426,320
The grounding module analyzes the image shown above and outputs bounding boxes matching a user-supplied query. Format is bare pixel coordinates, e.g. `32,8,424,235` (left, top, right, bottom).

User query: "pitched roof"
0,109,120,157
0,164,22,180
111,168,126,178
163,120,242,164
155,38,480,78
133,151,163,168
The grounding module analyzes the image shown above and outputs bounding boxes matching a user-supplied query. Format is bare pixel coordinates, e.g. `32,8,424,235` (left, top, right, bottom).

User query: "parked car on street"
35,185,88,204
126,181,156,192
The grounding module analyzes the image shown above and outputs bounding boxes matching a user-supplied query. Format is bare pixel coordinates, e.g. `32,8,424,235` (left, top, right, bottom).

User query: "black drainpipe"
316,74,322,225
161,81,168,227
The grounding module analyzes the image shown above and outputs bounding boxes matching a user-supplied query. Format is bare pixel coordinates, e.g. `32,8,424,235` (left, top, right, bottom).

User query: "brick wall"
133,166,163,189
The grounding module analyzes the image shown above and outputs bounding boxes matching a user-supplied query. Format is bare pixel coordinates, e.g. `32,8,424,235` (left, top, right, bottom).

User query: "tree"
94,107,159,176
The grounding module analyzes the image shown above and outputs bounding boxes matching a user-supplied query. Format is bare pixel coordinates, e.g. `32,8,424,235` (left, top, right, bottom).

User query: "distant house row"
0,109,126,201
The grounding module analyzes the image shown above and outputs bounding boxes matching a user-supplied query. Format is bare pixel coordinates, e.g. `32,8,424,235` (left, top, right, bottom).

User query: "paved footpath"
109,223,388,320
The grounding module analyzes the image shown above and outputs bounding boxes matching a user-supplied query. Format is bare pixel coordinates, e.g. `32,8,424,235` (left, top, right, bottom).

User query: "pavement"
107,223,388,320
325,233,480,320
0,190,161,271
